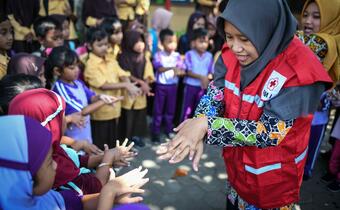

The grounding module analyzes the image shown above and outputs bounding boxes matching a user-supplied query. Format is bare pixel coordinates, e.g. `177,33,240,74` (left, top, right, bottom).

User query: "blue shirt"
53,79,95,143
184,50,213,87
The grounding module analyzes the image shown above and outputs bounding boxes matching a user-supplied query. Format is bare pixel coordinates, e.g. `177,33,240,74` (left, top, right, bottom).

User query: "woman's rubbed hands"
156,116,208,171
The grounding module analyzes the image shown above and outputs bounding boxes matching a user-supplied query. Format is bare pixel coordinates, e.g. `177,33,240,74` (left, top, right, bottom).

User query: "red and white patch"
261,70,287,101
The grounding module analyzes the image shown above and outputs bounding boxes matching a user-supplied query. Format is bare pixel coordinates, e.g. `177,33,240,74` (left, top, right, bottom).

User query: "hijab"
118,30,146,79
218,0,297,90
6,0,40,27
8,89,80,188
302,0,340,82
151,8,173,31
0,115,66,210
7,53,45,77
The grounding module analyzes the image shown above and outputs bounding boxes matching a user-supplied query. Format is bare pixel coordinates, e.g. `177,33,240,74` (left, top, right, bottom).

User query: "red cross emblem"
267,78,279,91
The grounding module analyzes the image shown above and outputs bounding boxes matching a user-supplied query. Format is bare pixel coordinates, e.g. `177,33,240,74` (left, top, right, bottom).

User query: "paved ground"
116,135,339,210
116,112,340,210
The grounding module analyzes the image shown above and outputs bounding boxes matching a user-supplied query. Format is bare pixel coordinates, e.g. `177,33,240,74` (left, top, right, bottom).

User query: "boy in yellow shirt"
84,27,141,149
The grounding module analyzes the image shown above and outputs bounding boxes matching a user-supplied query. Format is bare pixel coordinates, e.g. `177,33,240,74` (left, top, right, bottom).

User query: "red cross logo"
267,78,279,91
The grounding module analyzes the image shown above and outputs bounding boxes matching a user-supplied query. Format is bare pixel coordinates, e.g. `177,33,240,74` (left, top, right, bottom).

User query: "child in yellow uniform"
39,0,78,43
100,17,124,61
117,30,154,147
0,16,13,79
84,27,141,149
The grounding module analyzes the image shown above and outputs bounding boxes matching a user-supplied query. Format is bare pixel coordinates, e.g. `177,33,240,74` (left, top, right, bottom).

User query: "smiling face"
224,21,259,66
301,2,321,35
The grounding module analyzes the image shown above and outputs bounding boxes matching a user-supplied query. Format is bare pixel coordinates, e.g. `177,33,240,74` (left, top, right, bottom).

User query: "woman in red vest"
157,0,333,209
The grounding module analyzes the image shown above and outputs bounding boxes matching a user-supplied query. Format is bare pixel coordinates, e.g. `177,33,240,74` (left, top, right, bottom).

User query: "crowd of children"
0,0,339,209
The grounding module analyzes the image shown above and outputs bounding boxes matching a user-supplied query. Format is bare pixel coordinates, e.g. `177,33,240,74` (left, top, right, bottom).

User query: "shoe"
167,132,176,139
131,136,145,147
321,173,336,184
327,180,340,192
151,134,161,143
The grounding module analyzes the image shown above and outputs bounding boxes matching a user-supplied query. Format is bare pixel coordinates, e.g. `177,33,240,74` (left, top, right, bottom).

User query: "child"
151,28,185,142
296,0,340,179
148,8,173,57
7,53,46,87
0,15,13,79
178,12,206,55
9,88,136,195
0,115,149,210
84,27,140,149
117,30,155,147
47,46,121,144
50,14,76,50
0,74,43,115
38,0,78,45
100,17,124,60
182,28,213,121
158,0,333,209
32,16,64,57
82,0,117,27
6,0,40,53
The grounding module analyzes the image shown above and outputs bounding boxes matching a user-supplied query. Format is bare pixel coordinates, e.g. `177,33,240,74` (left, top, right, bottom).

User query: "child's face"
207,24,216,38
38,65,46,88
32,147,57,196
193,36,209,54
62,20,70,40
193,17,206,30
301,2,320,35
60,62,79,83
162,35,177,53
91,37,109,58
0,20,14,52
133,40,145,54
224,21,259,66
42,29,64,48
110,22,123,45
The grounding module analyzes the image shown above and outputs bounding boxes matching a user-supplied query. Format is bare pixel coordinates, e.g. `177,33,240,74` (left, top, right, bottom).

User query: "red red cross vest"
221,37,333,208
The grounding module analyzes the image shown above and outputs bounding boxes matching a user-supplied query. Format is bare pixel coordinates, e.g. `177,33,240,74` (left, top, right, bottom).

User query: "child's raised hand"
112,166,149,203
113,139,137,167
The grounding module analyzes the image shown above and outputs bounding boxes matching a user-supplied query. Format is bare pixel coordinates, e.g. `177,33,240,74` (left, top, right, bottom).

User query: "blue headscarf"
0,115,66,210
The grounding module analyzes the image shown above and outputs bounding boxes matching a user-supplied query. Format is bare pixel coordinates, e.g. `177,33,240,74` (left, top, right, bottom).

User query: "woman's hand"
156,116,208,171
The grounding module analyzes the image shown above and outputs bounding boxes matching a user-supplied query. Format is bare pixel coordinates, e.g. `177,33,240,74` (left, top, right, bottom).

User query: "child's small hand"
174,68,186,77
111,166,149,204
83,141,104,155
126,82,142,98
139,80,154,97
200,76,210,89
99,94,124,105
67,112,86,128
113,139,137,167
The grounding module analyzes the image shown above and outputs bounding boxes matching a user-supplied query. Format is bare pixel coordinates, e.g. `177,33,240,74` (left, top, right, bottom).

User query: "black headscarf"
6,0,40,27
117,30,146,79
218,0,297,90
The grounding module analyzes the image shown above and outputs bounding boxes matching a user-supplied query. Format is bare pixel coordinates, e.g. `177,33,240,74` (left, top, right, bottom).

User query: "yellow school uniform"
121,55,154,110
39,0,78,40
107,45,121,61
135,0,150,16
7,15,33,41
0,54,10,80
116,0,136,21
84,53,130,120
